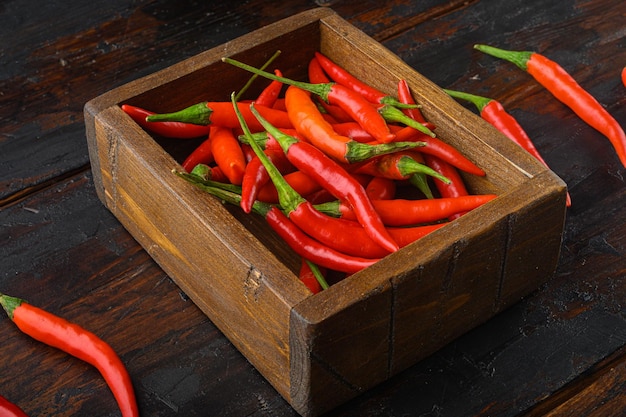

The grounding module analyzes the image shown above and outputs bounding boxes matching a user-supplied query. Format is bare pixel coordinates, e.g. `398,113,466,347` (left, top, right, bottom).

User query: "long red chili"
0,293,139,417
365,176,396,200
121,104,211,138
351,150,451,183
315,194,497,226
240,148,294,212
284,86,422,163
444,88,571,206
222,56,397,143
423,154,469,220
256,170,322,204
475,44,626,168
298,259,324,294
255,69,284,108
247,101,400,253
0,395,29,417
145,101,293,132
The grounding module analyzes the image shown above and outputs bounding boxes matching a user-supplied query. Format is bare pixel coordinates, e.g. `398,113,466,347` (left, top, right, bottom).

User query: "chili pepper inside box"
84,8,567,417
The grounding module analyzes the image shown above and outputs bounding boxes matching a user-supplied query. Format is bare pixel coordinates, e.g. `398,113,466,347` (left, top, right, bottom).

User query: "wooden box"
84,8,567,416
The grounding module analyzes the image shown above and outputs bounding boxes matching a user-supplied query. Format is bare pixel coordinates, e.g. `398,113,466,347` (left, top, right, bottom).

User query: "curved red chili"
423,154,469,220
365,176,396,200
444,88,571,206
298,259,325,294
256,170,322,204
622,67,626,88
241,149,294,212
352,150,450,183
0,293,139,417
121,104,211,138
475,44,626,168
255,69,284,108
0,395,29,417
182,136,213,172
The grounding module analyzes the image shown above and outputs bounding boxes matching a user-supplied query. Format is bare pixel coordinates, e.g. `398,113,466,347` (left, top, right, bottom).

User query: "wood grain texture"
1,0,625,416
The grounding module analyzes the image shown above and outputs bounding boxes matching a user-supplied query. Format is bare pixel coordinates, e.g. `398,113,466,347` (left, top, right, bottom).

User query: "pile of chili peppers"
0,293,139,417
122,51,498,292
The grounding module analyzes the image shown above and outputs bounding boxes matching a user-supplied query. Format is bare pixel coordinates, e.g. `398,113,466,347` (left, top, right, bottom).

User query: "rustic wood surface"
1,0,624,416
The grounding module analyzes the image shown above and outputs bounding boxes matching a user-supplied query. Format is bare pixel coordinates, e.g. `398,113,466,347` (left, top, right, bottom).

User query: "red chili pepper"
241,149,294,212
365,176,396,200
351,150,451,183
0,395,29,417
256,170,322,204
475,44,626,168
284,86,422,163
298,259,325,294
121,104,211,138
622,67,626,88
423,154,469,220
210,126,246,185
246,100,401,253
144,101,293,132
255,69,284,108
314,52,419,110
181,136,213,172
393,126,486,176
0,293,138,417
316,194,496,226
397,78,427,123
223,56,397,143
444,88,571,206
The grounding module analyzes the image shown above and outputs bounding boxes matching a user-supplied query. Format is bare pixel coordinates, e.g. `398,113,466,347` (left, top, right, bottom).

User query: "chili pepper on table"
0,293,139,417
145,101,293,132
474,44,626,168
283,86,423,163
222,56,397,143
315,193,496,227
443,88,571,207
0,395,29,417
622,67,626,88
245,98,400,253
121,104,211,138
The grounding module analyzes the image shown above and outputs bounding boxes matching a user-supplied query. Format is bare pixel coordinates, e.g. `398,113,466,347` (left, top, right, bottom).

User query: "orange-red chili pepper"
298,259,325,294
256,170,322,204
0,293,139,417
121,104,211,138
622,67,626,88
210,126,246,185
351,150,451,183
284,86,421,163
475,44,626,168
0,395,29,417
423,154,469,220
223,56,397,143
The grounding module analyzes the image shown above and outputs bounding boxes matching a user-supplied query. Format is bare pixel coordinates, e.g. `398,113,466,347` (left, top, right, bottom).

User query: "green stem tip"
0,293,24,319
473,44,532,72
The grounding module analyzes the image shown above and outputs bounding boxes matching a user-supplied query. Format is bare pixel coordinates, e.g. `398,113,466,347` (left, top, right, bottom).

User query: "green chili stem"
234,50,282,101
473,44,532,71
397,155,450,183
0,293,23,320
443,89,492,113
378,105,436,137
409,173,434,199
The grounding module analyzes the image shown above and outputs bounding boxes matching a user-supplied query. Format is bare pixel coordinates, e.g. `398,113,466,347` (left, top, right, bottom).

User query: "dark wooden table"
2,1,625,416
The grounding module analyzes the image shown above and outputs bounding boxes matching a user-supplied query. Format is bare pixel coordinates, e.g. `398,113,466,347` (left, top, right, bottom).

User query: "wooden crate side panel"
389,213,508,373
93,106,312,400
497,171,567,309
289,280,393,416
